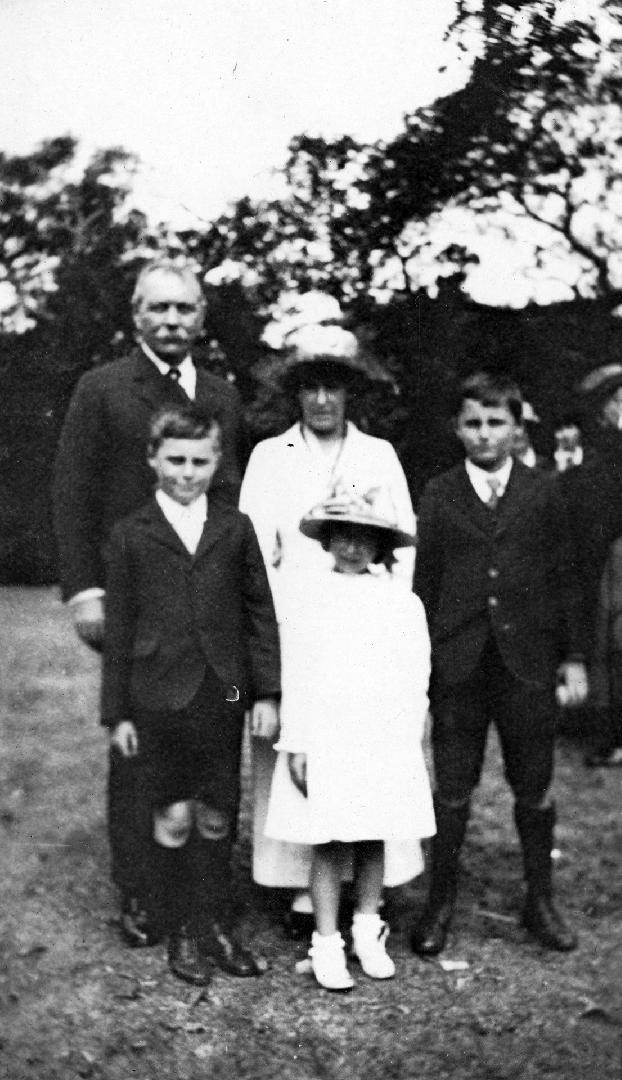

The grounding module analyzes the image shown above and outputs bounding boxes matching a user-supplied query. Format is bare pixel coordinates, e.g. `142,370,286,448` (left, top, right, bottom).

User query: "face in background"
148,432,222,505
554,423,581,452
599,386,622,430
328,523,381,574
133,270,205,363
298,373,347,438
454,397,519,472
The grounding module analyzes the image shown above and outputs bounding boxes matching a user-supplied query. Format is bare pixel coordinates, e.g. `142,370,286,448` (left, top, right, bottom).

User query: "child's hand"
110,720,139,758
556,661,589,707
251,698,280,740
288,753,307,798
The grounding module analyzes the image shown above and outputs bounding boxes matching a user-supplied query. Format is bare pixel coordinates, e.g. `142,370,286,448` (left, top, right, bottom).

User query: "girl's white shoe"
351,913,395,980
308,931,354,992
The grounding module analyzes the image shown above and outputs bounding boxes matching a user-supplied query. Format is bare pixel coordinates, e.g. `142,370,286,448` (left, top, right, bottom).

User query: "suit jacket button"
488,567,499,579
488,596,499,608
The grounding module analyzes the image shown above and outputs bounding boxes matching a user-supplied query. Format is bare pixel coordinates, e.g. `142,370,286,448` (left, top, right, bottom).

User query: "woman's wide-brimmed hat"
299,486,415,555
281,323,386,389
577,363,622,406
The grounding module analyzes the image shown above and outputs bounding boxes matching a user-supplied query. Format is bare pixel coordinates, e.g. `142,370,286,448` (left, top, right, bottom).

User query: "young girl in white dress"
265,492,435,991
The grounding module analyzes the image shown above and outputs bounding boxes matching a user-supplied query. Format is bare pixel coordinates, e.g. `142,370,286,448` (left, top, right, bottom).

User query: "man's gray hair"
131,259,206,311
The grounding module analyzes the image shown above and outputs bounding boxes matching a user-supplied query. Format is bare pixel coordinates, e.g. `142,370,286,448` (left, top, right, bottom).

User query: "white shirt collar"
465,456,513,503
155,490,207,553
139,342,196,398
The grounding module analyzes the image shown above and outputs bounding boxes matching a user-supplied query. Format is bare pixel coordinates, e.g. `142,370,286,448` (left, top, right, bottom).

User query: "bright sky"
1,0,592,308
0,0,461,225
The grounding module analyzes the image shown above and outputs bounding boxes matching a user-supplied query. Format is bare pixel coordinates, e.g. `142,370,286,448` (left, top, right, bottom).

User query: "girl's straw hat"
299,486,415,555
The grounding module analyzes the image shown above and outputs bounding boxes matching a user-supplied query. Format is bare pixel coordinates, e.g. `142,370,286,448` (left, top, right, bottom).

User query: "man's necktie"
165,365,181,384
487,477,502,510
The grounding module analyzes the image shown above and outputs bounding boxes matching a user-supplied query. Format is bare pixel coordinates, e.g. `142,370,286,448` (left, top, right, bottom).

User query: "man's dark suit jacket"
53,348,247,600
558,430,622,656
414,461,584,690
101,499,280,723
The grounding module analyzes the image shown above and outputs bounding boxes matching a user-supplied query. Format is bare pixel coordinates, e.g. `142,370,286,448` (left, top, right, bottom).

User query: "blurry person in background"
553,416,583,473
512,401,546,469
558,364,622,766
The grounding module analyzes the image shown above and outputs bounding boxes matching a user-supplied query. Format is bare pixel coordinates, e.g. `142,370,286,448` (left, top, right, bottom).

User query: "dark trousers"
431,636,555,806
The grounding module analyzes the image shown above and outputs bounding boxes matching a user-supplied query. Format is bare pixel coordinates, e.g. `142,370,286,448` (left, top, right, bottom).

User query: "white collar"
140,341,194,376
465,456,513,502
156,489,207,521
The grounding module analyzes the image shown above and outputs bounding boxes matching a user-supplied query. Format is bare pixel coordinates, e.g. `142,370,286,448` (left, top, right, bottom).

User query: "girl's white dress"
265,569,435,847
240,420,423,886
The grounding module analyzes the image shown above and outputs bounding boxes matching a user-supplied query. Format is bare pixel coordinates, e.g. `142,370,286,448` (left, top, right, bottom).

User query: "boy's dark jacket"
414,461,584,688
101,498,280,723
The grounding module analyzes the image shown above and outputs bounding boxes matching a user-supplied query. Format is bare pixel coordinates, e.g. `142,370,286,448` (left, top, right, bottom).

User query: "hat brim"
577,366,622,402
281,355,372,390
300,510,414,551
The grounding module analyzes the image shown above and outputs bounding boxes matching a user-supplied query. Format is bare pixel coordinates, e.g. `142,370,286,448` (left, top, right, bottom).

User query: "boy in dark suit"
411,372,587,957
101,404,280,986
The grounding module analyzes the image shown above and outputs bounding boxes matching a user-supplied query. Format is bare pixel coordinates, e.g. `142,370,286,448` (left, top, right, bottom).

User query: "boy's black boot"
168,924,212,987
411,799,469,957
514,803,577,952
190,832,263,978
149,842,211,986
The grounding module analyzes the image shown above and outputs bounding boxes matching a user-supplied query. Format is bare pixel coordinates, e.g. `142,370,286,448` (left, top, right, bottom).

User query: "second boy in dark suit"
102,405,280,986
411,372,587,957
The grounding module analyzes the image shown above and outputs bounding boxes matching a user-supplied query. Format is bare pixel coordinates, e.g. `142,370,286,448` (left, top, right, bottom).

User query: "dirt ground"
1,586,621,1080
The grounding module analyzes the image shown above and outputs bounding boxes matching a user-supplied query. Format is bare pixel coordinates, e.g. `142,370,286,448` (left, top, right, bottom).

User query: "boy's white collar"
155,489,207,519
465,456,513,500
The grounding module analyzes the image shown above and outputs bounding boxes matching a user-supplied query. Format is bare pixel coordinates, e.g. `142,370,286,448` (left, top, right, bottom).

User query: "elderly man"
53,259,246,942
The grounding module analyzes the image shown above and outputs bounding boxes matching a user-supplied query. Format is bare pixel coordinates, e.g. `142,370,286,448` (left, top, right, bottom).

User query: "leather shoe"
522,894,577,951
120,895,160,948
168,925,212,986
199,922,263,977
410,897,455,957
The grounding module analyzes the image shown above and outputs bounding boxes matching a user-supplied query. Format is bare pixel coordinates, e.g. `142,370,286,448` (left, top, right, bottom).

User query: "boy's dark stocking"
411,798,470,956
190,809,262,977
514,803,577,951
149,838,211,986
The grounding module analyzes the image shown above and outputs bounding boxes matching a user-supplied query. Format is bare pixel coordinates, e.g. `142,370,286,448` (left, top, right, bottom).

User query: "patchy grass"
1,586,621,1080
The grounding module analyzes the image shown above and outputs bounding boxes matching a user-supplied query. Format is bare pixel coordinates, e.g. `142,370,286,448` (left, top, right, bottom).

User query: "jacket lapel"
194,503,232,562
130,348,190,409
494,460,534,533
137,499,192,560
444,465,497,538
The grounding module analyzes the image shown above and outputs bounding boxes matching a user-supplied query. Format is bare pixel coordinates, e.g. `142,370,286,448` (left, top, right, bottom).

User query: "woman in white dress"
264,494,435,990
239,320,419,931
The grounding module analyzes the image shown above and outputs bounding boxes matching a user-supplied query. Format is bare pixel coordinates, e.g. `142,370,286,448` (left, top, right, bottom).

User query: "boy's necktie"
487,477,502,510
